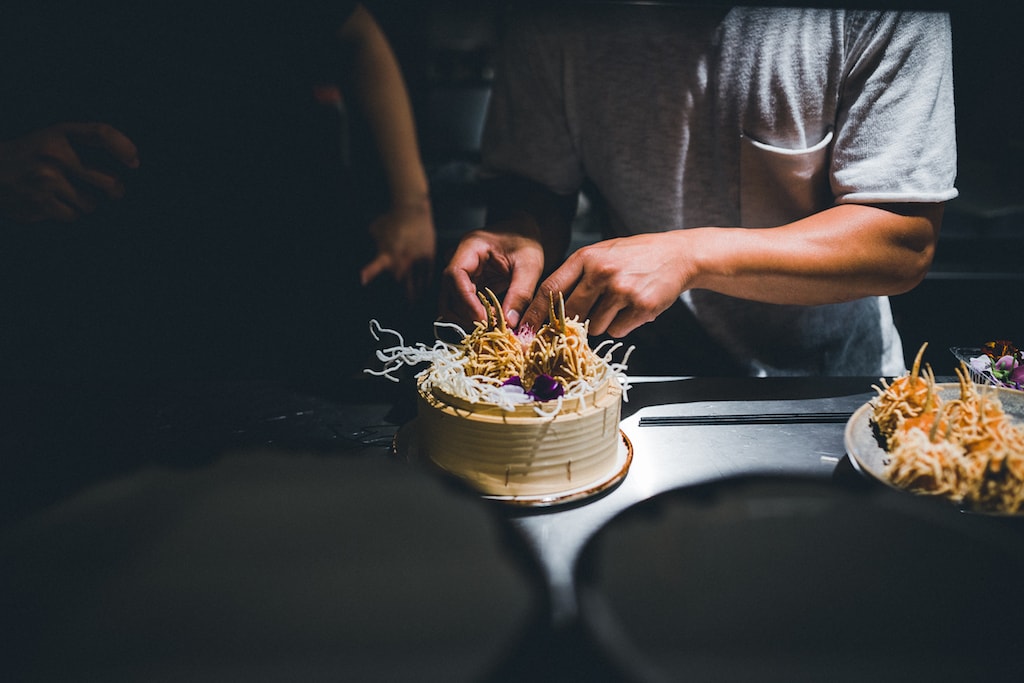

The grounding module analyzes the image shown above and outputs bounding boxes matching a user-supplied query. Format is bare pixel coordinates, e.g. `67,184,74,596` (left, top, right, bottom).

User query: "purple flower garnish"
1011,364,1024,387
528,374,564,401
992,354,1021,383
994,355,1017,374
502,375,523,388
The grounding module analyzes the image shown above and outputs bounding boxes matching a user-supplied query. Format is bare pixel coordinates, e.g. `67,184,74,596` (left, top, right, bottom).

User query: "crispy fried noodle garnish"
870,342,1024,513
366,290,633,416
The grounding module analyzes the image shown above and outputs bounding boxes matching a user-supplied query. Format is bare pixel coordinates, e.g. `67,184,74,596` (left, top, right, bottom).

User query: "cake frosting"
417,376,623,497
369,290,631,499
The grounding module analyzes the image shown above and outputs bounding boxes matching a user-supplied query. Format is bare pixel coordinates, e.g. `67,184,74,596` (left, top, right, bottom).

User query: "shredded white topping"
365,319,632,415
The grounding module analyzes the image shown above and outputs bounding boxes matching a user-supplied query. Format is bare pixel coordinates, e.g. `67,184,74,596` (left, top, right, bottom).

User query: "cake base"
413,377,625,499
392,423,632,507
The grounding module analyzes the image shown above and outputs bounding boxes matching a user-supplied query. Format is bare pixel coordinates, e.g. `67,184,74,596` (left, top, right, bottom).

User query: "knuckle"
463,228,492,243
635,294,662,320
536,280,557,297
605,273,632,295
633,291,659,311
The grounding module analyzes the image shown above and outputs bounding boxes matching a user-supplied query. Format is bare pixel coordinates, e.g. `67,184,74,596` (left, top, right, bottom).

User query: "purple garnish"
994,355,1016,374
502,375,523,387
528,374,564,401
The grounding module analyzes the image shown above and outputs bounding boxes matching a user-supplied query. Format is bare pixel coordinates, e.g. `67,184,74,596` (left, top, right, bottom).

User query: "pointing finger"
519,254,585,331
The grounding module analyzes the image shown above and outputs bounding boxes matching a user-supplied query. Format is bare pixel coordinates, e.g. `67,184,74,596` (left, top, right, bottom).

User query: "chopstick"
639,412,853,426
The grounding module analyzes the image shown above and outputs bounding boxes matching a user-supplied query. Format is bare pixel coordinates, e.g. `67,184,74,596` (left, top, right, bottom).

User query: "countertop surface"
4,376,1024,682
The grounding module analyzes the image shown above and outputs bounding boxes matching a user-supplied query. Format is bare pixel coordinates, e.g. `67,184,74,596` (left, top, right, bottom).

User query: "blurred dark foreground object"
578,477,1024,683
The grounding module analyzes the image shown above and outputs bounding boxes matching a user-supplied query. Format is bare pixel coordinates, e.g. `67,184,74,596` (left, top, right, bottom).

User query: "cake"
416,370,623,497
369,290,631,499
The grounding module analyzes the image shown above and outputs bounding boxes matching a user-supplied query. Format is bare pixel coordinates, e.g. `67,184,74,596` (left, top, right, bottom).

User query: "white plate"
393,422,633,508
844,383,1024,514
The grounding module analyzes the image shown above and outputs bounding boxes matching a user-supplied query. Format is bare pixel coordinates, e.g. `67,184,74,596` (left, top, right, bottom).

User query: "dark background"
1,0,1020,381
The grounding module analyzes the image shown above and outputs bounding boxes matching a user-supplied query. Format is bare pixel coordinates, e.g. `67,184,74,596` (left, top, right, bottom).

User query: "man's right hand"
440,222,545,330
0,122,139,224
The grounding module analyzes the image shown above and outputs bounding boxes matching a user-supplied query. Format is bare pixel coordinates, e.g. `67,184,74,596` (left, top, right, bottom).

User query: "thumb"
519,257,583,330
64,122,140,169
360,253,390,286
501,261,543,329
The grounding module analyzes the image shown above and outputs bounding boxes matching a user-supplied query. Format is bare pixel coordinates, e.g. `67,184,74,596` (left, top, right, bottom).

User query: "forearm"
686,203,941,305
340,7,429,210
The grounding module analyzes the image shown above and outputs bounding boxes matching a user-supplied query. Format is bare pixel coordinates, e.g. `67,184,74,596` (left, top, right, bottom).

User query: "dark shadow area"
577,477,1024,682
0,0,441,383
0,378,539,682
0,376,409,524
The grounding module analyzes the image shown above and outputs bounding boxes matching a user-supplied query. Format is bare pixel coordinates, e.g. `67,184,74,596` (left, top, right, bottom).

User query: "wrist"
664,228,708,293
390,192,431,213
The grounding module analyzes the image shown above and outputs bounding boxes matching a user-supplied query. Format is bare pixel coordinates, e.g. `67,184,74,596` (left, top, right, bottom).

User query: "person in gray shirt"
441,4,957,376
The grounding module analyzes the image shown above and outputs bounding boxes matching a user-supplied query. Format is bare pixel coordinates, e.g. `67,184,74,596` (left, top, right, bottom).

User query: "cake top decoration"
366,289,632,414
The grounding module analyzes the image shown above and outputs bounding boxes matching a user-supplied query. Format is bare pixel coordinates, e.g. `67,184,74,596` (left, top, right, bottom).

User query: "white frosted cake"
370,290,631,500
417,375,623,497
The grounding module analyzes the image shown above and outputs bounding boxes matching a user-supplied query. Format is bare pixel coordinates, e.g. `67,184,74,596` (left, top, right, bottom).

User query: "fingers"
33,166,100,220
519,252,585,331
593,302,646,338
362,249,434,304
440,262,487,324
500,251,544,329
440,236,493,324
438,229,546,328
519,245,667,337
55,180,100,217
66,166,128,203
518,288,553,332
53,123,136,203
62,122,140,169
577,283,664,337
360,253,390,287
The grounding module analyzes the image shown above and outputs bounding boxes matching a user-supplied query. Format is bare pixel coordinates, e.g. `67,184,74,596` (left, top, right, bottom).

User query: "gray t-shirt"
482,6,958,376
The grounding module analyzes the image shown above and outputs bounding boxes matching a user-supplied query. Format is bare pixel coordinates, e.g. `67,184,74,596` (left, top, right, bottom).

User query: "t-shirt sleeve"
831,11,958,204
480,12,585,196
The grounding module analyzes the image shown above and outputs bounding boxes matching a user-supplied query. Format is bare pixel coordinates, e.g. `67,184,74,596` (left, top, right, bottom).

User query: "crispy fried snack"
521,292,602,391
871,342,940,445
460,288,524,383
877,348,1024,513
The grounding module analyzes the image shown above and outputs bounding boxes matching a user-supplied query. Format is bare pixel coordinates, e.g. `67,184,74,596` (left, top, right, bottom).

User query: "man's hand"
0,122,139,224
519,202,944,337
520,232,693,337
360,200,436,302
440,222,546,328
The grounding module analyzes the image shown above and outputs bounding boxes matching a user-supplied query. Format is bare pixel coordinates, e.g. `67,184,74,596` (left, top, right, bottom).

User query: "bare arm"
338,5,435,298
688,203,939,304
519,202,942,336
339,5,428,213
